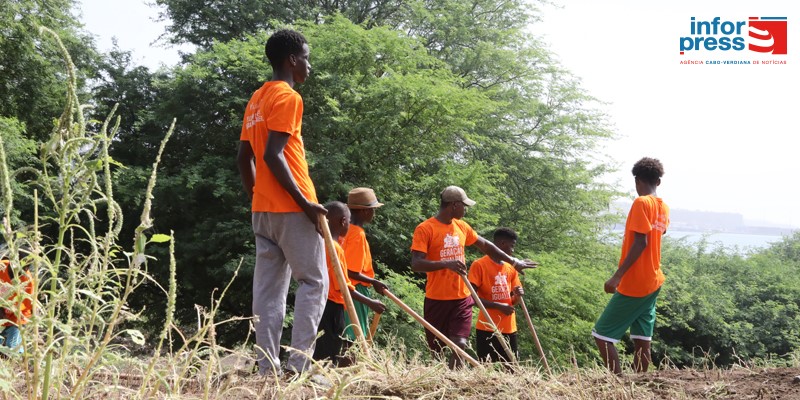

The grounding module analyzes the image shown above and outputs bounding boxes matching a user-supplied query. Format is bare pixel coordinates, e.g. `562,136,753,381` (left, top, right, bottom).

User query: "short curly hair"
494,227,518,242
265,29,308,68
631,157,664,185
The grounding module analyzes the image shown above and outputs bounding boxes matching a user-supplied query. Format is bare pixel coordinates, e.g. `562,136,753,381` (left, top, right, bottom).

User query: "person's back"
592,157,669,375
617,195,669,297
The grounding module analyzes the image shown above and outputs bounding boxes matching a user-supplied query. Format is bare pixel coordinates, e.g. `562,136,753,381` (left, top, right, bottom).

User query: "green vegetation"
2,0,800,397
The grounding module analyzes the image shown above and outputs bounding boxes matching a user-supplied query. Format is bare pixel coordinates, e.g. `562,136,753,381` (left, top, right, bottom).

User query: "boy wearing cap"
341,188,389,341
410,186,538,369
592,157,669,374
236,29,328,375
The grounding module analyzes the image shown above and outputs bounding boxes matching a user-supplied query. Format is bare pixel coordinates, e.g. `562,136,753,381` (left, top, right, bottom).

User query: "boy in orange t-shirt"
1,257,34,353
236,29,328,375
592,157,670,374
341,187,389,341
468,227,524,363
313,202,386,366
411,186,538,369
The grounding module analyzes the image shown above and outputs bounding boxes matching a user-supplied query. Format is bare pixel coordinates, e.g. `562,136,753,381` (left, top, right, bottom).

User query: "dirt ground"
625,367,800,399
77,361,800,399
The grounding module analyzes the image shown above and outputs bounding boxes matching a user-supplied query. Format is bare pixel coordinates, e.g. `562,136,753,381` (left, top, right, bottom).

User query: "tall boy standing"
341,188,389,341
467,227,524,363
592,157,669,374
237,29,328,375
410,186,537,369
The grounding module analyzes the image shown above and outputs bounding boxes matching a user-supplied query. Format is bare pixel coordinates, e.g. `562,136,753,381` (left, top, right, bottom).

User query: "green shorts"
344,284,371,341
592,288,660,343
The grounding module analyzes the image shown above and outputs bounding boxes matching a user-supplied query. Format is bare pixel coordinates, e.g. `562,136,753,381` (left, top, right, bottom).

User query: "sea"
665,230,784,251
609,230,788,253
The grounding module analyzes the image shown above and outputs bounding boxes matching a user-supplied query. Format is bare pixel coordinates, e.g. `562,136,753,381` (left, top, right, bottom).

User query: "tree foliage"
0,0,98,142
654,236,800,367
15,0,800,370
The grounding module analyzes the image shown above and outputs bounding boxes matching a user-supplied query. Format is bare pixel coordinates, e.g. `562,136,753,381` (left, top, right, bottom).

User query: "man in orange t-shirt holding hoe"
411,186,538,369
592,157,669,374
237,29,328,376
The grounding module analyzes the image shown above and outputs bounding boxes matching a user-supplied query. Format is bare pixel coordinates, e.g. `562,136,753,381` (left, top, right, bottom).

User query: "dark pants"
423,296,474,354
312,300,349,366
476,329,518,363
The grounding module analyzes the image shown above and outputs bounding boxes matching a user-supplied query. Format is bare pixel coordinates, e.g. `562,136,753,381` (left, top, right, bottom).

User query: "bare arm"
351,289,386,313
411,251,466,275
263,131,326,226
347,270,388,295
472,236,539,273
236,141,255,200
604,232,648,293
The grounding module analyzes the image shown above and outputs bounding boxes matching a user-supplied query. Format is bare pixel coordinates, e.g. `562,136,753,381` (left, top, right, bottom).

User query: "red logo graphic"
748,17,788,54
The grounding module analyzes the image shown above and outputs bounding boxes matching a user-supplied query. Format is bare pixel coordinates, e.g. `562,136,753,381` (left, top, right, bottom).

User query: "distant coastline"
611,201,798,237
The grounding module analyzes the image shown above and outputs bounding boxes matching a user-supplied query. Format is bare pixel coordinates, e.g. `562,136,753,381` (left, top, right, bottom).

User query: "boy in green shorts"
341,187,389,341
592,157,669,374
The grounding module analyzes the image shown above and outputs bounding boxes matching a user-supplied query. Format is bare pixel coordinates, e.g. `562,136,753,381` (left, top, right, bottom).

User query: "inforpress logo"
679,16,788,55
748,17,787,54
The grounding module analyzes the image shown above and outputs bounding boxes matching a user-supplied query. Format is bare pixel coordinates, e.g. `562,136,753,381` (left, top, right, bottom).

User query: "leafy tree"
655,238,800,367
155,0,407,48
93,0,622,359
1,0,99,142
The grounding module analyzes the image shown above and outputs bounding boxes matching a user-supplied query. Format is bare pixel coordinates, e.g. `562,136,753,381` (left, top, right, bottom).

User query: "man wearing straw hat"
341,187,389,341
411,186,538,369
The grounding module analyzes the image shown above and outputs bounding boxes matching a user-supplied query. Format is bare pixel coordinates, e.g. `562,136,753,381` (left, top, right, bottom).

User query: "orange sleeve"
511,268,522,288
410,222,431,254
467,259,482,287
265,91,302,136
343,230,367,274
628,198,653,234
463,221,479,246
329,243,355,293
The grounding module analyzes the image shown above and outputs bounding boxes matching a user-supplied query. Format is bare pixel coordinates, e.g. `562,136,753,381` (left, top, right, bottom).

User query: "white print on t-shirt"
244,110,264,130
0,282,12,301
490,272,511,301
439,233,464,261
653,211,667,233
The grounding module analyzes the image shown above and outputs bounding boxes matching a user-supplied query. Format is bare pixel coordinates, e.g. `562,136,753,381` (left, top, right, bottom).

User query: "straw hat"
347,187,384,209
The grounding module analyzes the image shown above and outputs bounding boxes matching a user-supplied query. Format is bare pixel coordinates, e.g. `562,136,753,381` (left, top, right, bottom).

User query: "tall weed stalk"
0,27,249,399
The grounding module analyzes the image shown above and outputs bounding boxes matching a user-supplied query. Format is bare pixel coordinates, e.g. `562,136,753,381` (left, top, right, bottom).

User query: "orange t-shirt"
326,240,356,305
468,256,521,334
411,217,478,300
341,225,374,286
617,195,670,297
239,81,317,212
1,260,34,326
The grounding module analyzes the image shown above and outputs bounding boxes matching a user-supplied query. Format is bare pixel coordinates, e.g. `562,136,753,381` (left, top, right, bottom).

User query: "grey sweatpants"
252,211,327,374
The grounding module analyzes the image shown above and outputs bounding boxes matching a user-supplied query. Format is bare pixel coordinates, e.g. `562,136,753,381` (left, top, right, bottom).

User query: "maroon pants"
423,296,474,353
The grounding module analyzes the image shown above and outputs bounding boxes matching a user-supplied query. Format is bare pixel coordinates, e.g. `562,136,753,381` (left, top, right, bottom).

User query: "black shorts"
312,300,348,365
475,329,518,363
